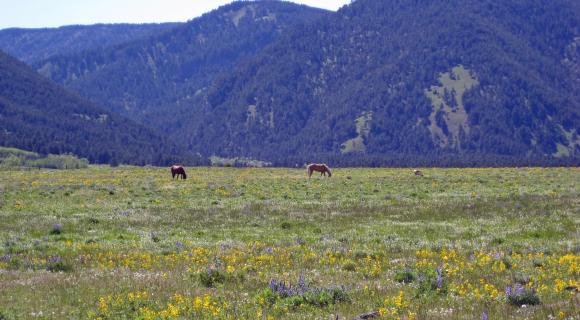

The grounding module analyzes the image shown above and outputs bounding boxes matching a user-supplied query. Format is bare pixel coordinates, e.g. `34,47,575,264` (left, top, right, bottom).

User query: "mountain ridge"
0,50,196,165
190,0,579,165
0,23,178,63
33,2,329,132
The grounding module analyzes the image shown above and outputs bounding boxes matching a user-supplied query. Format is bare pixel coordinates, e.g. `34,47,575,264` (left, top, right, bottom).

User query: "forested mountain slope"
0,50,194,165
0,23,177,63
192,0,579,165
34,2,329,131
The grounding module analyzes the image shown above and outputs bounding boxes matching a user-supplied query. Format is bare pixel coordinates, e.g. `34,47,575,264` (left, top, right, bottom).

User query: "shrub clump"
394,266,416,283
46,256,72,272
280,221,292,229
198,265,226,288
506,284,540,306
342,260,357,272
256,273,348,309
50,224,62,235
416,266,447,295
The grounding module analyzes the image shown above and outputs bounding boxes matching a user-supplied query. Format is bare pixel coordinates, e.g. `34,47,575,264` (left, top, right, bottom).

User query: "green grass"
0,166,578,319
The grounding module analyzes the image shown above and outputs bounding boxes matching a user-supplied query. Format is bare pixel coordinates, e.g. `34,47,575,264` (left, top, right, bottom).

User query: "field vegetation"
0,147,88,170
0,166,578,319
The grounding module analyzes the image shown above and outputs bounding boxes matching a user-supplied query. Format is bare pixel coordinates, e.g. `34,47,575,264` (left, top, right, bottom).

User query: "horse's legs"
308,168,312,178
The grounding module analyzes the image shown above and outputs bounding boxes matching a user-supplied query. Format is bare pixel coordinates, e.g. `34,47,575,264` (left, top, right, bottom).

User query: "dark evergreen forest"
0,50,199,165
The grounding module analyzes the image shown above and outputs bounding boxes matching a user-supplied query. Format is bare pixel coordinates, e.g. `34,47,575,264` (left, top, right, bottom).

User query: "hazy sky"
0,0,352,29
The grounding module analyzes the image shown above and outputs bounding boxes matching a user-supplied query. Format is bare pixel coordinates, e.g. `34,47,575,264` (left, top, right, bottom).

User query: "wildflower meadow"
0,166,578,319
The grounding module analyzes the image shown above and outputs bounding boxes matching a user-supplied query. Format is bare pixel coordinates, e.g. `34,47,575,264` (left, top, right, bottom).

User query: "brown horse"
307,163,332,178
171,165,187,180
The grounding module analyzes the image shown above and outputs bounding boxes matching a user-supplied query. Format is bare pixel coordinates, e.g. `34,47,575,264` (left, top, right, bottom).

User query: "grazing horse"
413,170,423,177
171,165,187,180
307,163,332,178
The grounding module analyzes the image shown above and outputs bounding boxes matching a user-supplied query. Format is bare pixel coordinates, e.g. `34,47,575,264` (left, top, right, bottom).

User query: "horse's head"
324,164,332,177
183,172,187,179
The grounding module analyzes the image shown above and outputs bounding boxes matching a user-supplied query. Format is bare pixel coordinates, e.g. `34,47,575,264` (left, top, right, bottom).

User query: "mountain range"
0,0,578,166
31,2,328,131
0,23,177,64
0,50,195,165
193,0,580,165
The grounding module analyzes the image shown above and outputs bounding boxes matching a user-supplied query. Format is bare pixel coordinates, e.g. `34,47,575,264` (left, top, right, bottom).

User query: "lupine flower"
506,285,512,297
176,242,184,250
263,247,274,254
51,224,62,234
482,311,487,320
298,272,306,292
437,265,443,288
48,255,62,264
404,264,409,273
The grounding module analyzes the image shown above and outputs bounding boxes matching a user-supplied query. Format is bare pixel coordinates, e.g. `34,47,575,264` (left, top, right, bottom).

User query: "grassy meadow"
0,166,578,319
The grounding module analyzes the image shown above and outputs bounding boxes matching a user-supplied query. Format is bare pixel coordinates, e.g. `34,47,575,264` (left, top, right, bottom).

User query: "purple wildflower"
437,272,443,288
482,311,487,320
47,255,62,265
404,264,409,273
1,255,10,263
263,247,274,254
295,236,304,245
51,224,62,234
176,241,184,250
515,284,524,295
505,285,512,297
278,281,286,295
269,278,277,291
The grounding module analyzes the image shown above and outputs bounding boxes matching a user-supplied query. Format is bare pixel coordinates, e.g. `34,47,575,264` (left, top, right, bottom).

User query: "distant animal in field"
414,170,423,177
307,163,332,178
171,165,187,180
